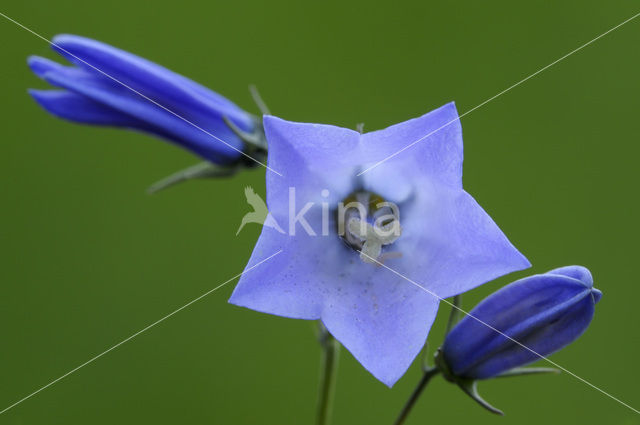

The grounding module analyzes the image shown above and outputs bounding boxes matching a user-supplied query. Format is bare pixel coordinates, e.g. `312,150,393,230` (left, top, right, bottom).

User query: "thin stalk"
444,295,462,335
392,368,440,425
249,84,271,115
316,322,339,425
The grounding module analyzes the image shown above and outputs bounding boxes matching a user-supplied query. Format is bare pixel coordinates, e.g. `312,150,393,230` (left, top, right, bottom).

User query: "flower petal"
28,89,178,144
468,296,594,378
547,265,593,287
443,271,596,379
321,275,439,387
230,114,361,318
262,115,362,215
29,89,143,127
232,111,530,386
50,34,252,129
230,219,440,387
361,102,463,200
38,64,243,163
28,55,67,78
390,186,531,300
229,226,327,320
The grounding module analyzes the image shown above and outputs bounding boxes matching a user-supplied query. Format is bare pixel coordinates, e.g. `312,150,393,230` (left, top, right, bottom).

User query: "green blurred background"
0,0,638,423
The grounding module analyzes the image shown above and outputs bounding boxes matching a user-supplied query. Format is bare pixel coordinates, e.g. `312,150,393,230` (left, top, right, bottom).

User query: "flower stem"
316,322,339,425
444,295,462,335
392,367,440,425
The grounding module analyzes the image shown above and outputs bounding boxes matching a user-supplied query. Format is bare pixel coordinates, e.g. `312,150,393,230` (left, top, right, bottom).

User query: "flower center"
338,191,402,264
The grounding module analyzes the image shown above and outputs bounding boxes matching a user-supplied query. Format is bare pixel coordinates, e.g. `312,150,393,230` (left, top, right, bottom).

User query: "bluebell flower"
441,265,602,381
28,34,257,165
229,103,531,387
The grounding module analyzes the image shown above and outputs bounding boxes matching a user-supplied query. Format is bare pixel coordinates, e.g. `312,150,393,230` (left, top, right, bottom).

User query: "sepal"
223,115,268,151
420,341,431,372
495,366,560,378
148,116,268,194
434,348,560,415
458,379,504,415
147,161,239,194
434,348,503,415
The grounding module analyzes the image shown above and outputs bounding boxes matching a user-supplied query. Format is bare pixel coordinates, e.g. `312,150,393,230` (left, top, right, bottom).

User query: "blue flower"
28,34,256,164
229,103,530,387
441,265,602,381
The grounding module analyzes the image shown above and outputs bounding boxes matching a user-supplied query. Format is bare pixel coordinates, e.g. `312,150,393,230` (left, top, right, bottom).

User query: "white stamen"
347,217,402,264
360,240,382,264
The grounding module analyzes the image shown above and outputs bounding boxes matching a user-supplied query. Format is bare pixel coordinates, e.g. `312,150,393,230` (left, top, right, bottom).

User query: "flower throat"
337,191,402,264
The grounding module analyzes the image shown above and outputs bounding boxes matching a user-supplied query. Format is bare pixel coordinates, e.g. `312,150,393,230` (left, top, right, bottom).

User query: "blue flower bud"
441,266,601,380
28,34,258,165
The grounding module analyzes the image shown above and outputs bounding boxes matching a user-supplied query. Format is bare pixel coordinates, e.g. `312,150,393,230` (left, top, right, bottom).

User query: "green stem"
444,295,462,335
316,322,339,425
392,368,440,425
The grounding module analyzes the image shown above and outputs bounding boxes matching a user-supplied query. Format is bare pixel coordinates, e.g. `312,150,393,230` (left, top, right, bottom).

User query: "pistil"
338,191,401,264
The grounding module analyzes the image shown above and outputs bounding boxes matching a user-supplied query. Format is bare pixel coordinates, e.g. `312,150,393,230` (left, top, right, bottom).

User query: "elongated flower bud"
441,266,601,380
28,34,259,165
